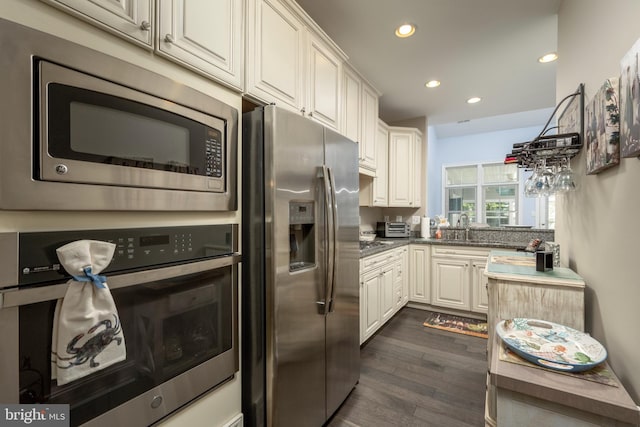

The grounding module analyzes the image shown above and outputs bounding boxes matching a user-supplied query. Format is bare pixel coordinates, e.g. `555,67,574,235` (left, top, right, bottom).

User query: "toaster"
376,222,410,238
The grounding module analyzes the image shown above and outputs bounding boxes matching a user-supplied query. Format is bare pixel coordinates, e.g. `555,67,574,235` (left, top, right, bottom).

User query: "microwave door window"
46,83,212,176
70,102,190,170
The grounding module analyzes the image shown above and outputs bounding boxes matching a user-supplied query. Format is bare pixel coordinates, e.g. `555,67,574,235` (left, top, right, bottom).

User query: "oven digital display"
140,235,170,247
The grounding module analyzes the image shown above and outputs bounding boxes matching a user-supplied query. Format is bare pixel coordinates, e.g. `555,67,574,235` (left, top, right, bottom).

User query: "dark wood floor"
327,307,487,427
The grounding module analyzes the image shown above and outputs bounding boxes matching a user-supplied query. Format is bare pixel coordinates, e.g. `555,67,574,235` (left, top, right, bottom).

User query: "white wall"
557,0,640,404
0,1,243,425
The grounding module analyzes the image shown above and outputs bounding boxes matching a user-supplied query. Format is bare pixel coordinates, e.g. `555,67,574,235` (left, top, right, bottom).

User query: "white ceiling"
295,0,562,137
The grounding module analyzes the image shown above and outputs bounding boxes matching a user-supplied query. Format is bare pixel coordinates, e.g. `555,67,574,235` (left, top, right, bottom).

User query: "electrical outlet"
411,215,420,225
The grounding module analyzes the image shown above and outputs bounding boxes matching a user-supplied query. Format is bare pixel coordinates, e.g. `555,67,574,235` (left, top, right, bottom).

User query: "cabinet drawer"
431,245,491,258
361,248,400,271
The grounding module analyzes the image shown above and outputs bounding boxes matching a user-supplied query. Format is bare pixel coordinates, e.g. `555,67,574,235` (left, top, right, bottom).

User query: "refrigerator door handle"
327,166,338,313
320,165,335,315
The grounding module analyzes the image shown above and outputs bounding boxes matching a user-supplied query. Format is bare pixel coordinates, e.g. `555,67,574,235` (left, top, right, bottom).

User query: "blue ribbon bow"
72,266,107,289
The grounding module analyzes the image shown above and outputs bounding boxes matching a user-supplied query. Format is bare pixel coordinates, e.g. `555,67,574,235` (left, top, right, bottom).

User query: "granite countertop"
359,238,525,258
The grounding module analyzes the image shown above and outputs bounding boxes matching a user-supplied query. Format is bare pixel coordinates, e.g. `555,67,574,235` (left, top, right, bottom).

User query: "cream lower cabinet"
359,246,408,344
471,259,489,313
430,245,492,314
408,244,430,304
431,257,470,310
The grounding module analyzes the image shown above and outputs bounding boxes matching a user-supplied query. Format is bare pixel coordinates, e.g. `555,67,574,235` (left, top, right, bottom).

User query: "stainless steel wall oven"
0,224,240,426
0,18,237,211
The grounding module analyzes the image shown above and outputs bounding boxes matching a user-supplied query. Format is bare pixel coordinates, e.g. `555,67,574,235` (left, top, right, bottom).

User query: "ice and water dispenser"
289,201,315,271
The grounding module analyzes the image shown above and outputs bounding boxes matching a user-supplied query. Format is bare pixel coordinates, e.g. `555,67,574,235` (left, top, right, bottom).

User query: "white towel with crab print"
51,239,126,386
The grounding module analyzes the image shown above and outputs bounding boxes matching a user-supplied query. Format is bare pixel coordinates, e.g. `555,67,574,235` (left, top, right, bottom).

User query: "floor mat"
423,311,488,338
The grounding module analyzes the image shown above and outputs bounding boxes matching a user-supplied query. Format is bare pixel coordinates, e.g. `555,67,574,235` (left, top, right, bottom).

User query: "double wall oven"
0,17,242,427
0,225,240,426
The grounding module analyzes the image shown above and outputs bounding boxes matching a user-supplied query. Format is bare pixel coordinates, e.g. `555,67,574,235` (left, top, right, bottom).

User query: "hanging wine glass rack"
506,132,582,170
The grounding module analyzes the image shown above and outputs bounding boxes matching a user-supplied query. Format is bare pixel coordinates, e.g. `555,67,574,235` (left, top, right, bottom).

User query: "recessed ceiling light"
395,24,416,38
425,80,441,88
467,97,482,104
538,52,558,63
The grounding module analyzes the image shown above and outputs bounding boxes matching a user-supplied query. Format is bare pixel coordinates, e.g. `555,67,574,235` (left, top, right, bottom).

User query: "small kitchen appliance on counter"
376,222,410,238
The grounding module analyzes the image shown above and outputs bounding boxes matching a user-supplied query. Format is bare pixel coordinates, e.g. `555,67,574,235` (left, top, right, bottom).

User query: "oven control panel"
17,224,237,286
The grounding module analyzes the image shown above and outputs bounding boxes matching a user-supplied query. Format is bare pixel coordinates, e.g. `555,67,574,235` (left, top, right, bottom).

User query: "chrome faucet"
460,213,470,241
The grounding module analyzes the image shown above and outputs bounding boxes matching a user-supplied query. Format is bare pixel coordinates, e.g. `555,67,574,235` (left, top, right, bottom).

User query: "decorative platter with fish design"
496,318,607,372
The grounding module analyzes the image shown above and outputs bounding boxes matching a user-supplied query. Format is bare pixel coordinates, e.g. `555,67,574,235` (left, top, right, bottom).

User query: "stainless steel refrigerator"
242,105,360,427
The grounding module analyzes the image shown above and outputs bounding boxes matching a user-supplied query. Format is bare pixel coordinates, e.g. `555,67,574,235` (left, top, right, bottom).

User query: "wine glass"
554,158,576,193
536,161,556,197
524,168,539,198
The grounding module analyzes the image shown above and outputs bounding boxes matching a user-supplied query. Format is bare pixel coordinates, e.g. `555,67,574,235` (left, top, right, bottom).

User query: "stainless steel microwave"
0,18,237,211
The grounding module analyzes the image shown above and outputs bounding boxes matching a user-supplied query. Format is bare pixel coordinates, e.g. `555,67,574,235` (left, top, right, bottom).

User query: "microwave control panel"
205,128,223,178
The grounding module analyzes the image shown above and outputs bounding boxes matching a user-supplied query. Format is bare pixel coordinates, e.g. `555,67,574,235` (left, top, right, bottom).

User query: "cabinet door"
388,129,414,207
246,0,306,111
409,245,430,304
471,259,489,314
342,66,361,143
41,0,153,47
400,247,409,306
307,35,341,130
361,269,381,342
380,267,395,323
431,257,470,310
413,131,423,207
157,0,243,90
359,82,378,171
372,120,389,206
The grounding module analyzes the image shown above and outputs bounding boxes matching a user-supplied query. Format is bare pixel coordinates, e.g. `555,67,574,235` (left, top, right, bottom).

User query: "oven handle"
0,253,241,308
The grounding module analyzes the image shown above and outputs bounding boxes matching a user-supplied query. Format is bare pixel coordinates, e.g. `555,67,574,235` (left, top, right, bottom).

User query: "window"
444,162,519,226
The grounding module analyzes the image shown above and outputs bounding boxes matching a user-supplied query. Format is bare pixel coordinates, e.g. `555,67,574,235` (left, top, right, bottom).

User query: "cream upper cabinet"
341,64,379,174
306,33,342,130
41,0,244,89
40,0,154,47
388,128,414,207
388,126,423,207
342,65,361,143
372,119,389,206
157,0,244,90
247,0,346,129
360,81,378,171
246,0,306,111
413,131,423,207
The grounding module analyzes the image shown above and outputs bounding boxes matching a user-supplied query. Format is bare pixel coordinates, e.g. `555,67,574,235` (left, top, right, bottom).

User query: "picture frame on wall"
585,79,620,174
620,38,640,157
558,83,584,142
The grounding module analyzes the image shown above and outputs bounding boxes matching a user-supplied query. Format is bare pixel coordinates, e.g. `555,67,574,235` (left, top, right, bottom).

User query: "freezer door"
264,106,328,427
323,127,360,418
